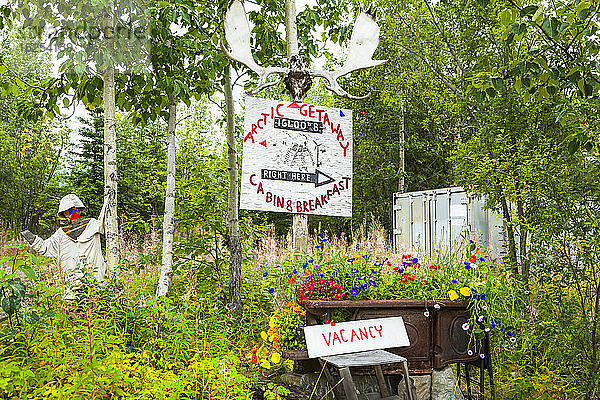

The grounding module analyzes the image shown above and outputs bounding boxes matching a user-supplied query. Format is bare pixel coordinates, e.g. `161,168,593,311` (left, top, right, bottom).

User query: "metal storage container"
392,187,505,257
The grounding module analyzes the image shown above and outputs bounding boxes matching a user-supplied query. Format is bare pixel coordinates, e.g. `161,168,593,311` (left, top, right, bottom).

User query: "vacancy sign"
240,97,352,217
304,317,410,358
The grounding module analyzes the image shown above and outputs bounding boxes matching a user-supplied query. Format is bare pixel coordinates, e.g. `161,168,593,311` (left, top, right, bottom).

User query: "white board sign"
240,97,353,217
303,317,410,358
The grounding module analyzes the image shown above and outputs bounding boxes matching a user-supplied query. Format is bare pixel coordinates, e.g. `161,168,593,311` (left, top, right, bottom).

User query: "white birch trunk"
103,12,119,270
224,68,242,314
156,94,177,298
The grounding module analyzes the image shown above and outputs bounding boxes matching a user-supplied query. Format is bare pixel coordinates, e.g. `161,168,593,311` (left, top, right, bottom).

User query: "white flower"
462,323,470,331
433,303,441,310
510,337,517,343
467,350,473,356
471,263,478,269
423,311,430,317
479,353,485,359
485,327,490,332
478,315,485,323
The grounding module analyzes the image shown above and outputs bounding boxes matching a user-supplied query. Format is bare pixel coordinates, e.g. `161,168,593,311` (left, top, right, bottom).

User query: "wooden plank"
301,299,470,309
321,350,407,368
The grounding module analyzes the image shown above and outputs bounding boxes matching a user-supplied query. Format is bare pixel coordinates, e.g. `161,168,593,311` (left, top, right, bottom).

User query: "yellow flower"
448,290,459,301
270,352,281,363
260,359,271,369
260,331,268,341
460,287,471,297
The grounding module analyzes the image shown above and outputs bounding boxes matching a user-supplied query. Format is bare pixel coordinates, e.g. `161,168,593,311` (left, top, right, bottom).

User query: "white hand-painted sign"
304,317,410,358
240,97,353,217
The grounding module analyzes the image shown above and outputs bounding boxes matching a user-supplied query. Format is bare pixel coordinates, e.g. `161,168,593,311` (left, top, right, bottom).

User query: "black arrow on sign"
261,168,335,187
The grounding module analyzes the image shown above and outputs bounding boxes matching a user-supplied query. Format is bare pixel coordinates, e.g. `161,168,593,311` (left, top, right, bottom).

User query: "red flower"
251,348,258,364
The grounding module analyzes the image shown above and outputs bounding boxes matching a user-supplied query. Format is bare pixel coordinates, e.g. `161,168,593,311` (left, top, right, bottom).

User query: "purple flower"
369,280,377,287
262,272,268,277
412,257,419,263
359,276,366,280
268,288,275,294
350,288,359,296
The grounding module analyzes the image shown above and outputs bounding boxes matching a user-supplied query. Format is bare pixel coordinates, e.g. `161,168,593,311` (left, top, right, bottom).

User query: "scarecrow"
21,194,109,297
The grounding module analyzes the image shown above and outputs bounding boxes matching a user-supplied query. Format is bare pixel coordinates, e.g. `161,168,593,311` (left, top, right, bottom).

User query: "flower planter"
285,299,482,374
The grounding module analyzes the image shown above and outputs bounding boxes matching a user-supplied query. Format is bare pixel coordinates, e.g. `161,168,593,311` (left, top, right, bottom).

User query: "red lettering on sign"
316,109,324,121
369,326,377,338
261,112,269,125
303,201,309,213
320,194,328,205
351,329,360,342
340,329,348,343
276,195,284,208
296,201,302,212
332,331,342,346
257,119,264,129
309,199,315,211
374,325,383,337
343,177,351,188
266,192,272,203
257,182,264,194
299,103,307,116
276,103,284,116
315,197,321,208
322,332,332,346
323,112,330,127
336,131,345,141
243,131,254,143
331,124,341,135
340,141,349,157
327,189,332,200
249,174,257,186
332,184,341,196
309,104,315,118
359,328,369,340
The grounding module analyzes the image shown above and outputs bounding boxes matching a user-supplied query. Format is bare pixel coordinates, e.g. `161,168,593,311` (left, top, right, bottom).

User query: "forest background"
0,0,599,398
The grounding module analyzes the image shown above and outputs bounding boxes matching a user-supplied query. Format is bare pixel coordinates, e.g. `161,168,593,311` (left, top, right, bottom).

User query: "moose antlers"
220,0,387,100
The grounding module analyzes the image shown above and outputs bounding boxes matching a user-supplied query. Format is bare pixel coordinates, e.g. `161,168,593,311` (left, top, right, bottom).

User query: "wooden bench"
304,317,416,400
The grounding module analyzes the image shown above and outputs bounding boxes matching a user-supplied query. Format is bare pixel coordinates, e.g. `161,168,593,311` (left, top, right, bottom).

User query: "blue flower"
350,288,359,295
359,276,366,280
472,294,479,299
398,268,404,273
465,263,471,270
308,258,314,263
480,294,486,300
314,264,319,269
315,245,321,249
293,268,298,274
479,257,485,262
470,240,474,244
507,331,513,336
347,258,355,263
385,245,391,249
320,274,324,278
288,273,292,278
412,258,419,263
360,284,368,289
369,280,377,287
374,263,381,267
452,279,458,283
322,238,328,242
262,272,268,277
352,268,358,273
268,288,275,294
303,262,308,268
317,233,323,236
